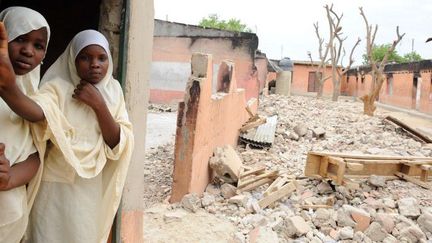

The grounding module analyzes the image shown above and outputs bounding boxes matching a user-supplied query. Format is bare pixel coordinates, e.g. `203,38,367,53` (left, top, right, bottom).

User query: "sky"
154,0,432,66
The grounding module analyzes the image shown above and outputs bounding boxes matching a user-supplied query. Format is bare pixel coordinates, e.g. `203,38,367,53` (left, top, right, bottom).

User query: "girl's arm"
0,144,40,191
0,22,44,122
73,80,120,149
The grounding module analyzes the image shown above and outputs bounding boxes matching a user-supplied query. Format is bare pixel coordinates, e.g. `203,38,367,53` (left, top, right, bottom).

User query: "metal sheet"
240,115,278,148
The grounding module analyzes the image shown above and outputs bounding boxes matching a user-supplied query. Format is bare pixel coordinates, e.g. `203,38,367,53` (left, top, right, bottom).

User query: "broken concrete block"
375,213,395,233
364,222,388,242
312,127,326,138
288,132,300,141
293,123,308,137
221,183,237,199
339,226,354,240
398,197,420,217
398,225,426,242
249,227,279,243
342,205,371,232
417,209,432,233
368,174,386,187
205,183,221,195
277,216,311,238
209,145,243,183
228,194,249,208
180,193,201,213
201,193,216,207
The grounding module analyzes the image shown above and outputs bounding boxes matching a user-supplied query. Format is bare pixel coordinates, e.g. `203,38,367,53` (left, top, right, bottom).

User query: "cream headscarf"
31,30,133,242
0,6,50,243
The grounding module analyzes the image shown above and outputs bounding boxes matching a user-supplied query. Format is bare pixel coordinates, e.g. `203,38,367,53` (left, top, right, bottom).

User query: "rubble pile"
145,95,432,242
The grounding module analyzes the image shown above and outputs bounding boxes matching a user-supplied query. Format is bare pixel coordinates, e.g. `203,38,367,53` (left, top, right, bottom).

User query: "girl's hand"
0,22,16,92
72,80,105,110
0,143,11,191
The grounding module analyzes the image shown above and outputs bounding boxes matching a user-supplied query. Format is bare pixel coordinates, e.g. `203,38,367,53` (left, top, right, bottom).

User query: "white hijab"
0,6,50,242
0,6,50,94
31,30,133,242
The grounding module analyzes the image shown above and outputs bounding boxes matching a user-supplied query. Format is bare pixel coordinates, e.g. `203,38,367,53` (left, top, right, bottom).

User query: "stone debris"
209,145,243,183
368,174,387,187
144,95,432,242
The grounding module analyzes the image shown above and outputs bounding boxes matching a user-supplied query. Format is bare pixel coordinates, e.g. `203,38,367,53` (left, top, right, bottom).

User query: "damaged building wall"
170,53,258,202
345,61,432,115
291,62,336,94
151,19,260,104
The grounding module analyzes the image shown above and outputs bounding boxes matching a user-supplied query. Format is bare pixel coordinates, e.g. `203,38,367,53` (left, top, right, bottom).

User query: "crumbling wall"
170,53,257,202
151,20,259,104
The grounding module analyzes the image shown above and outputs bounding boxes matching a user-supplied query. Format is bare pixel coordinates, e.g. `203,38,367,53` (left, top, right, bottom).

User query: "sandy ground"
145,112,177,151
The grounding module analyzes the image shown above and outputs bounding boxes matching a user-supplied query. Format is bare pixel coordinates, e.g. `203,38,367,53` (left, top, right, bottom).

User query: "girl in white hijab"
0,6,50,243
20,30,134,243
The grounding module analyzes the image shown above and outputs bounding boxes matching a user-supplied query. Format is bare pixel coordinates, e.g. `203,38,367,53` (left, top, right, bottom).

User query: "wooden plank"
258,181,298,209
319,156,329,177
238,170,278,189
385,116,432,143
237,178,273,193
346,162,364,171
264,177,288,196
240,166,265,178
240,118,266,132
395,172,431,190
304,153,323,177
309,151,431,160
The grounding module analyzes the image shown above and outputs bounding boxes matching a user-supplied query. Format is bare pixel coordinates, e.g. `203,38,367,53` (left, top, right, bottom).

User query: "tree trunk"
317,81,324,98
361,94,376,116
332,79,340,101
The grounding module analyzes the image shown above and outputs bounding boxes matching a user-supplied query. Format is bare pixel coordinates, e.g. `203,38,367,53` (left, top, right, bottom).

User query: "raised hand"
0,22,15,91
72,79,105,110
0,143,11,190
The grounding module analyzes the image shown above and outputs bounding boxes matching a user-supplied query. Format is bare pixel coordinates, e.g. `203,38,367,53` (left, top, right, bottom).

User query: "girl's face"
8,27,48,75
75,45,109,84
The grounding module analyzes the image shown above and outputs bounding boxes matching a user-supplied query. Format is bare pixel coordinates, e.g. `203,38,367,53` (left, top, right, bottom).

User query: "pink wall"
152,37,259,103
345,70,432,115
292,64,336,94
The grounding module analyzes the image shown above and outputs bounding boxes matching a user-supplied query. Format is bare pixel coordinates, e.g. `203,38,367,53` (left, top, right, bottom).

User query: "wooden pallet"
304,151,432,189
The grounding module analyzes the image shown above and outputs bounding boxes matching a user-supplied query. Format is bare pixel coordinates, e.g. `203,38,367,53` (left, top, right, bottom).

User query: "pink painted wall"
345,70,432,115
152,37,259,103
292,63,336,94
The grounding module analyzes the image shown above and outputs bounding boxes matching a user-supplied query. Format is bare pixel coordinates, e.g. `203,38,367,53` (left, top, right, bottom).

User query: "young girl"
0,29,134,242
0,6,50,243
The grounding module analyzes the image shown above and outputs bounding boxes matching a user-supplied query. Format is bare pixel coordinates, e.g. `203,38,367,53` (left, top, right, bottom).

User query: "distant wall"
151,20,260,103
345,61,432,115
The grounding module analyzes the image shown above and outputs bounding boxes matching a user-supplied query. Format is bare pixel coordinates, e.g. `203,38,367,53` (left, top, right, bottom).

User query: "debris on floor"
145,95,432,242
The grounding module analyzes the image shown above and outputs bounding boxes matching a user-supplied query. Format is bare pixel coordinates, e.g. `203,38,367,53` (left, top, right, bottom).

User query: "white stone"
398,197,420,217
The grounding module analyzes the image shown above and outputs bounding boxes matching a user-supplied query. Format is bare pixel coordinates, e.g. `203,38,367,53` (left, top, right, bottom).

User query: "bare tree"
310,4,360,101
359,7,405,116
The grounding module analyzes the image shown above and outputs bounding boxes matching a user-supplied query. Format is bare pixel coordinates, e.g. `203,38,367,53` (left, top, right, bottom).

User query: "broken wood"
236,178,273,193
384,116,432,143
263,176,289,196
258,181,298,209
237,170,278,189
239,118,266,132
305,151,432,187
395,172,431,190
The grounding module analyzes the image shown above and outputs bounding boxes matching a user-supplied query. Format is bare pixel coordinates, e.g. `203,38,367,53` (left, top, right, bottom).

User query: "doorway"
308,71,320,92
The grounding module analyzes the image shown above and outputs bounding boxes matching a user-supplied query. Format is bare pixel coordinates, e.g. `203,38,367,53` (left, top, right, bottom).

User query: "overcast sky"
155,0,432,65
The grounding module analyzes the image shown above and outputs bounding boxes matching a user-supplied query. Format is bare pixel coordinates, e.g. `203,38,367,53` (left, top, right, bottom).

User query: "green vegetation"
362,43,423,64
198,14,252,33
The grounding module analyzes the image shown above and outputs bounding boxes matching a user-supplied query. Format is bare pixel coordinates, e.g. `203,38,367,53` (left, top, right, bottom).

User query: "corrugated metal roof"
240,115,278,148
